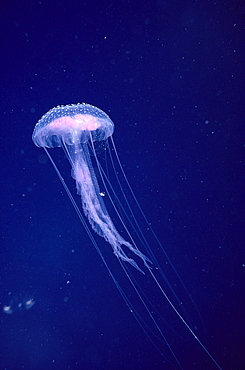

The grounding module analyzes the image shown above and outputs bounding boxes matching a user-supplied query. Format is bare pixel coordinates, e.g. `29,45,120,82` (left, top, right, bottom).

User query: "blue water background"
0,1,244,369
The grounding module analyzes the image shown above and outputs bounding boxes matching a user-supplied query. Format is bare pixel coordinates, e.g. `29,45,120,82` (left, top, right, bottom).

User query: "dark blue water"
0,1,244,369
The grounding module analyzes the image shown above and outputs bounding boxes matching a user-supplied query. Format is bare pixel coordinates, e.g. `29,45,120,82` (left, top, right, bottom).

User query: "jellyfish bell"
32,103,114,147
32,103,221,369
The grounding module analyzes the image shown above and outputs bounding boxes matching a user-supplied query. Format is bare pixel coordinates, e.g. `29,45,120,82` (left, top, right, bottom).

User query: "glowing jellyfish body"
32,103,221,369
32,104,149,273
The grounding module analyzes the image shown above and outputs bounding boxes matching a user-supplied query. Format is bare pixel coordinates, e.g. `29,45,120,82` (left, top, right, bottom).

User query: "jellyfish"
33,103,150,274
32,103,221,369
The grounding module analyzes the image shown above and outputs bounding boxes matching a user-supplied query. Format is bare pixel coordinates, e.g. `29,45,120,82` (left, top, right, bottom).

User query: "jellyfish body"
32,103,149,272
